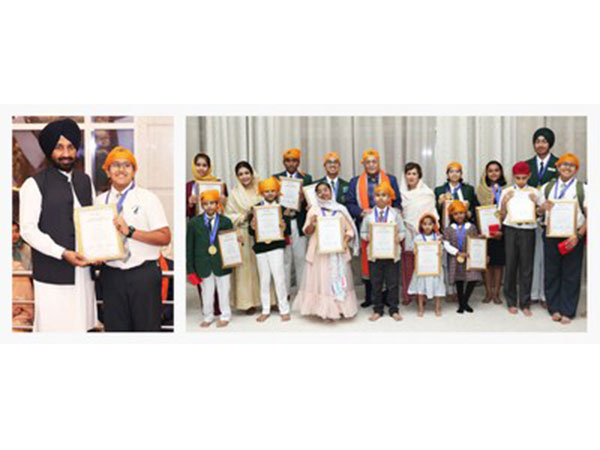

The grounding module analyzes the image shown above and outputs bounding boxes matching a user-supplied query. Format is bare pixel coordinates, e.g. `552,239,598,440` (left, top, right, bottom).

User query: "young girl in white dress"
407,213,446,317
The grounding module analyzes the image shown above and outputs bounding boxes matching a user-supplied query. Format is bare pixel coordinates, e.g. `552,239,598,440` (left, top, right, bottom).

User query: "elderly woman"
399,162,438,305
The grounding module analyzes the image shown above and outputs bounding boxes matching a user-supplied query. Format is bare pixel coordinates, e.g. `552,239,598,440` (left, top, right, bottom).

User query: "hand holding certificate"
218,230,243,268
466,236,487,271
507,191,536,224
302,183,320,209
279,177,303,211
415,241,441,276
546,200,577,237
476,205,501,237
317,216,344,254
254,204,284,243
74,204,125,262
369,223,397,259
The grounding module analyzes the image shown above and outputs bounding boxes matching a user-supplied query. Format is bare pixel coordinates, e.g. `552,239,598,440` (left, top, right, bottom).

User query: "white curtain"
186,116,587,188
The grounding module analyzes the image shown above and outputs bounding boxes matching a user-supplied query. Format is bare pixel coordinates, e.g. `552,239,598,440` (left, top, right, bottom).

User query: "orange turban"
418,212,440,234
556,152,580,170
362,149,380,163
448,200,467,215
103,146,137,172
200,190,220,203
323,152,340,163
258,177,281,194
446,161,463,172
283,148,301,160
374,181,395,200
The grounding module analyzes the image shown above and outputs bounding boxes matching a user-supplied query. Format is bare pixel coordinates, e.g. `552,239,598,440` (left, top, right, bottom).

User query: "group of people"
17,118,172,332
186,127,587,327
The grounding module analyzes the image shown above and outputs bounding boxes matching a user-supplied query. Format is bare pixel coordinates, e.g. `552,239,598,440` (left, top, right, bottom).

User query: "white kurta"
19,172,98,332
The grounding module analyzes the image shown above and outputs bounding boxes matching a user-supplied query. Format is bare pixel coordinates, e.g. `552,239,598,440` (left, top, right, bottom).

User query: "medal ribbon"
321,208,337,217
105,181,136,214
492,184,502,205
375,207,390,223
456,224,466,252
204,214,220,247
446,182,462,198
554,178,575,200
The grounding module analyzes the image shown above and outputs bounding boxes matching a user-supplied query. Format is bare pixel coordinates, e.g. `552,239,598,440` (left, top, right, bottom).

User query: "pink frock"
293,207,358,320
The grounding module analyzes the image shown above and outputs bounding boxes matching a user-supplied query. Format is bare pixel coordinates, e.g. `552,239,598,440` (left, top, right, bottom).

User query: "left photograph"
12,116,174,332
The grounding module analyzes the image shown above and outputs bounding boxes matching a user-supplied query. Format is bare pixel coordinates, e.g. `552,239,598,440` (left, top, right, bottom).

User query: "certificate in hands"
546,200,577,237
74,204,125,262
317,215,344,254
507,190,536,224
369,223,397,260
254,204,284,243
279,177,303,211
415,241,441,276
302,183,320,209
466,236,487,271
218,230,243,269
476,205,501,238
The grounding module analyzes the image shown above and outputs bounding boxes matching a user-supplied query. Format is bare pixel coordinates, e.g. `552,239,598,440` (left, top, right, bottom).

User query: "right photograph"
185,116,587,332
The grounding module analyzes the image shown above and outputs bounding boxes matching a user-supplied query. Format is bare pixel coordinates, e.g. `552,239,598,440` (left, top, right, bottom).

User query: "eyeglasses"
110,162,133,170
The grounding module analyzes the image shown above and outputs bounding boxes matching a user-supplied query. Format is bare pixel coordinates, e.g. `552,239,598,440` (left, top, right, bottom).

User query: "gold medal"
208,245,218,255
265,240,272,245
457,255,465,264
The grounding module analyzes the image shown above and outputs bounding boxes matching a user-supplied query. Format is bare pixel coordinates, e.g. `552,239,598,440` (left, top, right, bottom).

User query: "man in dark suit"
526,127,559,307
346,149,402,307
273,148,313,294
315,151,350,204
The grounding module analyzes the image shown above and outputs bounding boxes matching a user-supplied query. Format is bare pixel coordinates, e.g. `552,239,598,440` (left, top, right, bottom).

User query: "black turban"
532,127,555,149
38,118,81,157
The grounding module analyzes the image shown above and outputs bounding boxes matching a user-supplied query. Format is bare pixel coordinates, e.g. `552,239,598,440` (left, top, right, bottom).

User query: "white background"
1,1,600,449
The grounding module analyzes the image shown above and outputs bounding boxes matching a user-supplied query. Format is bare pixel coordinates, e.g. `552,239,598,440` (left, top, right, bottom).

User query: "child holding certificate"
360,182,405,322
442,200,481,314
249,177,292,323
186,190,234,328
407,213,445,317
537,153,587,324
498,162,540,316
293,182,359,321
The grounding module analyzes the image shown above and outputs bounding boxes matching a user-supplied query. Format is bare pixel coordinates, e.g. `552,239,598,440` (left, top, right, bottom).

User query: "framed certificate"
254,204,284,243
369,223,397,260
476,205,501,238
74,204,125,262
195,181,224,214
546,200,577,238
218,230,243,269
443,199,468,228
316,215,344,254
507,191,536,224
279,177,303,211
466,236,487,271
415,241,441,276
302,183,320,209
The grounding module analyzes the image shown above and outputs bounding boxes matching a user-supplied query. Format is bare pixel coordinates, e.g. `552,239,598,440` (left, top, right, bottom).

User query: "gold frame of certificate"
279,177,303,211
195,181,224,215
73,204,125,262
476,205,501,238
414,241,442,276
546,200,578,238
506,191,536,224
316,215,345,254
443,199,468,228
302,183,320,209
217,230,243,269
254,204,284,243
369,223,397,260
466,236,487,271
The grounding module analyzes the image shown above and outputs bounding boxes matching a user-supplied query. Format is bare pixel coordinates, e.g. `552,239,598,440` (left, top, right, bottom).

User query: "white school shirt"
359,206,405,262
97,182,170,270
497,184,540,230
442,222,474,255
538,177,587,229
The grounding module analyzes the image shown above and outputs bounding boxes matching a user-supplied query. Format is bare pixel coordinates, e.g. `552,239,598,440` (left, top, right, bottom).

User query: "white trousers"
531,226,546,301
201,273,231,322
284,219,307,292
256,249,289,315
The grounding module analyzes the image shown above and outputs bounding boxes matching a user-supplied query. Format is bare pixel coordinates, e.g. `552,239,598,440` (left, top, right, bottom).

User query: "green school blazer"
186,213,233,278
315,176,350,204
433,182,478,222
526,154,559,188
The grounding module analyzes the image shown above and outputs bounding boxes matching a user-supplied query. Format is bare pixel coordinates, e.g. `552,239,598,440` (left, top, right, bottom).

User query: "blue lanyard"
456,224,466,251
105,182,135,214
204,214,220,245
446,182,462,197
492,184,502,205
321,208,337,216
421,233,436,242
375,207,390,223
553,178,575,200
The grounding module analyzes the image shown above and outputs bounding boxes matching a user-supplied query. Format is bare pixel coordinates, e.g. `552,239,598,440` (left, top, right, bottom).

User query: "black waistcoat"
31,167,93,284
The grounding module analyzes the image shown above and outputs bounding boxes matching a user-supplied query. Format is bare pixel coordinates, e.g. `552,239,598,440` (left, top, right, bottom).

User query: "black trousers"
544,235,585,319
99,260,162,332
455,281,476,308
369,260,400,315
503,227,535,309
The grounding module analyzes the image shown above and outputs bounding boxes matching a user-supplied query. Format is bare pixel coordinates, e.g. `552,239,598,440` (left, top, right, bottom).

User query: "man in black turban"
526,126,560,309
38,118,81,171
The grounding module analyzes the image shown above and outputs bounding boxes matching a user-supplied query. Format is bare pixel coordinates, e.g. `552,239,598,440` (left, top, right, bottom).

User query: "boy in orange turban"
315,151,350,203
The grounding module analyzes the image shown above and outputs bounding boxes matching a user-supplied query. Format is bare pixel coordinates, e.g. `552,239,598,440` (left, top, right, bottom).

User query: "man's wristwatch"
126,225,136,238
